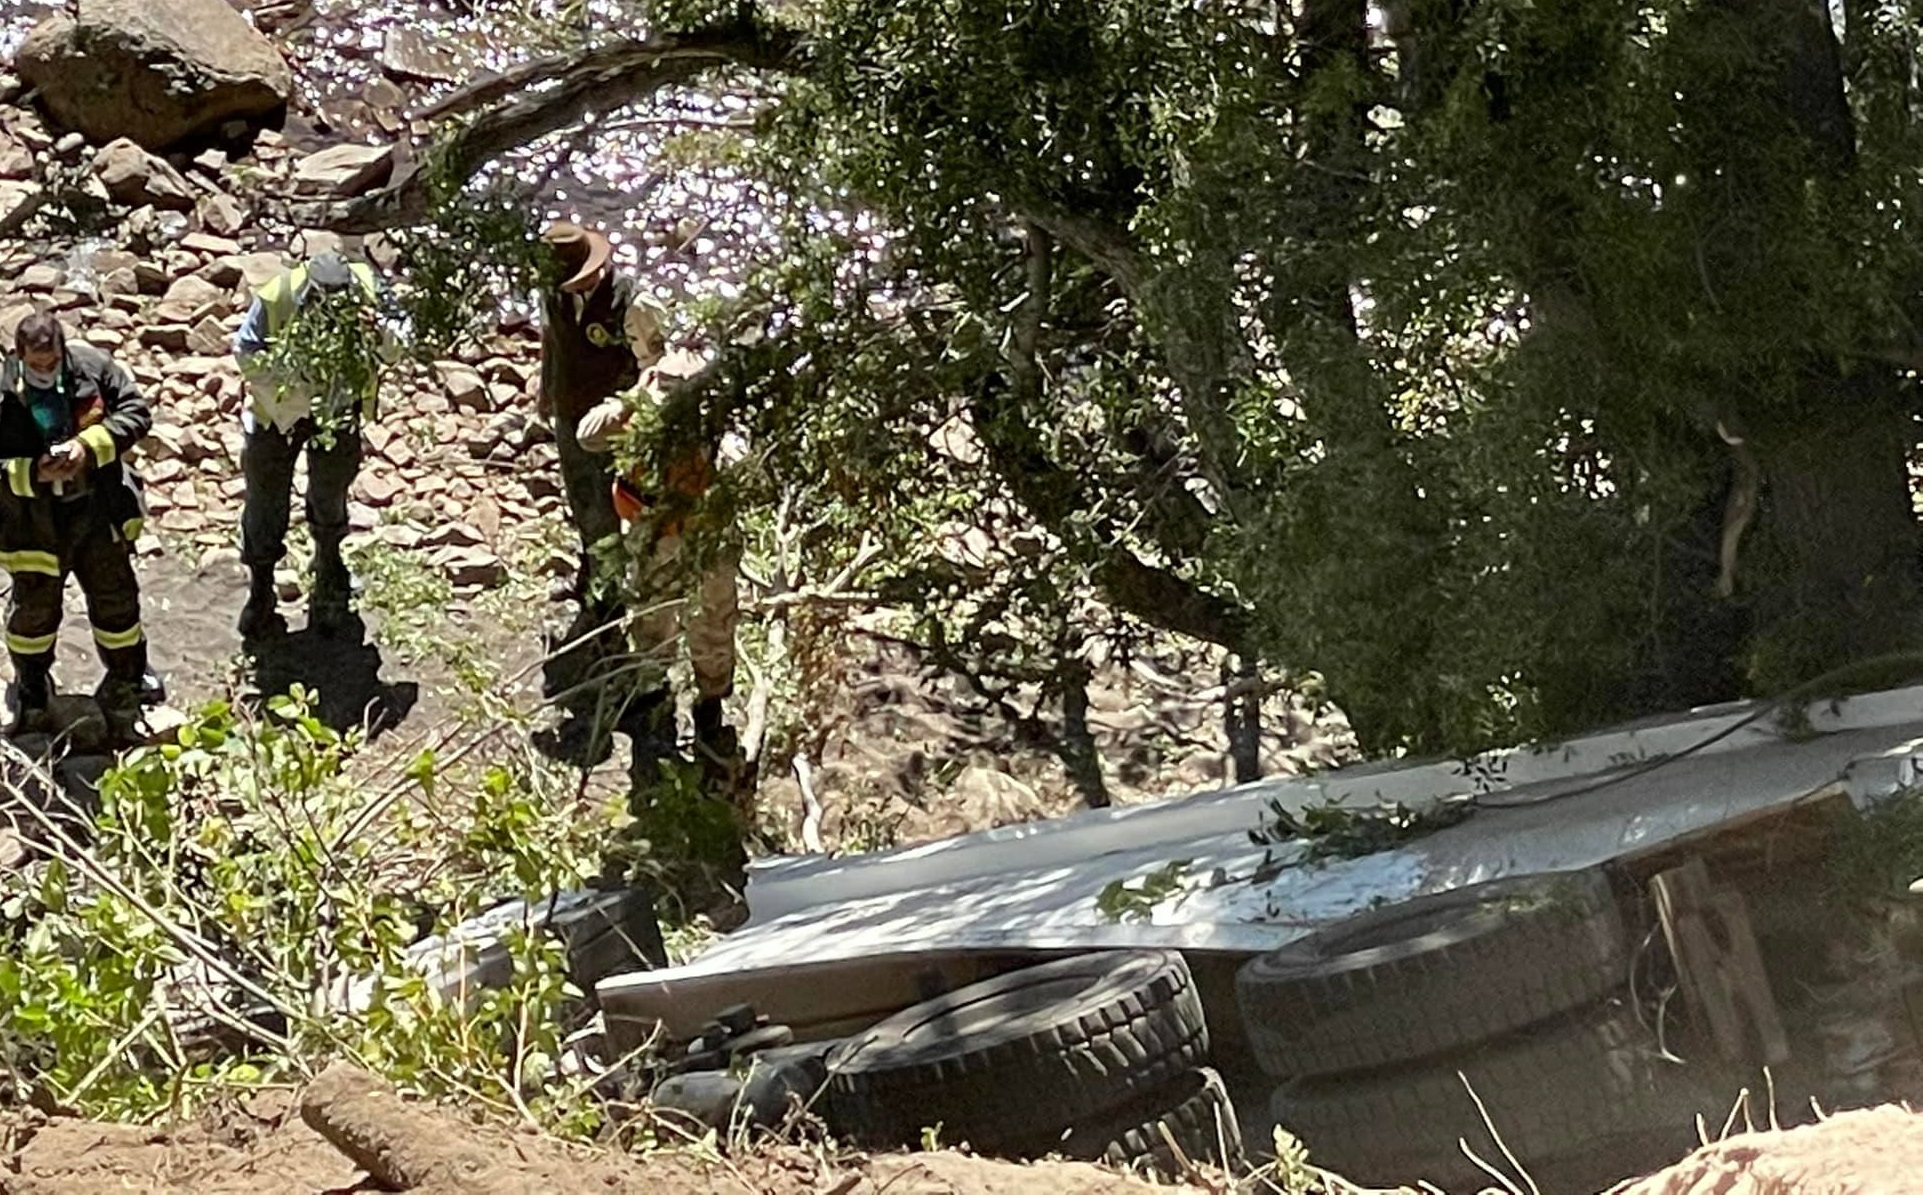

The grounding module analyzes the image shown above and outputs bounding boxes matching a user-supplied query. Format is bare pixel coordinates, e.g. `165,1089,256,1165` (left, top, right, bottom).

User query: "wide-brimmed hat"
541,221,613,291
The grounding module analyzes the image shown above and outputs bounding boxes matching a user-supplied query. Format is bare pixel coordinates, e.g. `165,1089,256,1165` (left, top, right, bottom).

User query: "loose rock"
195,191,246,237
91,138,196,211
378,29,463,85
15,0,295,151
18,263,61,291
421,523,487,550
0,180,42,235
429,545,507,589
180,231,243,258
163,275,226,307
292,144,395,199
188,316,230,356
0,132,33,182
434,361,489,412
355,472,406,507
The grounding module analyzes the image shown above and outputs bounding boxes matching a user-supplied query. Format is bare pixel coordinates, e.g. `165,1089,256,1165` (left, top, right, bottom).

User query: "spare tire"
1236,868,1627,1080
825,950,1207,1152
1271,1002,1694,1193
411,887,665,1006
1041,1066,1243,1177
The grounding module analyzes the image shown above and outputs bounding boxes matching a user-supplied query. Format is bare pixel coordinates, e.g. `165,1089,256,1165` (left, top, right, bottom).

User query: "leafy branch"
1249,794,1477,864
1095,859,1193,924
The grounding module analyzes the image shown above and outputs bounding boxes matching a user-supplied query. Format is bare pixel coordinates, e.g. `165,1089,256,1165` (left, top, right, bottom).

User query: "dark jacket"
541,272,644,429
0,343,152,548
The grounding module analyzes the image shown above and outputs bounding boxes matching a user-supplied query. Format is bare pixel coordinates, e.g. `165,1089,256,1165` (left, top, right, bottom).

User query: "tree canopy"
332,0,1923,761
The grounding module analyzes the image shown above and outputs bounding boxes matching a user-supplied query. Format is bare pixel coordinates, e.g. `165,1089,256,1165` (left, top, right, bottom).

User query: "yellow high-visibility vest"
255,261,382,338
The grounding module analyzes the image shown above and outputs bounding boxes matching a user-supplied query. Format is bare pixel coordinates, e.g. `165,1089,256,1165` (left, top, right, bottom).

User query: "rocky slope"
0,91,550,597
0,0,1350,854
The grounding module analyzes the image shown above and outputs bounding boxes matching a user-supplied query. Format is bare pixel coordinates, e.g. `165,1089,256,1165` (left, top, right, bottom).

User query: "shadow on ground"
244,622,420,738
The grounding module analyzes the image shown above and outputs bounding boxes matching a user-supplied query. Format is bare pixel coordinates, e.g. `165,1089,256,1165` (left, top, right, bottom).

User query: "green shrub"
0,689,622,1132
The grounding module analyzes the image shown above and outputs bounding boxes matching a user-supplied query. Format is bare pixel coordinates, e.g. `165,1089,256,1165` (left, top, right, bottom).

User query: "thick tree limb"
1025,210,1145,295
312,21,803,233
1089,552,1248,650
1026,206,1249,510
312,19,1248,656
413,51,586,123
973,228,1248,652
322,15,1254,534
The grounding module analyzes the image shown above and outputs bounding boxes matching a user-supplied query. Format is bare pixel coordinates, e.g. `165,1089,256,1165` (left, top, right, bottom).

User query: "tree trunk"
1678,0,1918,690
1639,457,1751,714
1257,0,1445,753
1224,655,1263,784
1057,658,1110,809
1741,381,1921,690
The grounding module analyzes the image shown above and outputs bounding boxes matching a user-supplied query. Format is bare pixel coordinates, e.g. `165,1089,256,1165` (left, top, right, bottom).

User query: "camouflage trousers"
627,530,738,702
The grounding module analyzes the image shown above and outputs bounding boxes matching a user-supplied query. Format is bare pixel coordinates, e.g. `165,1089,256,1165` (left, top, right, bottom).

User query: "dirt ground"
0,1065,1211,1195
19,1076,1923,1195
39,543,542,744
1611,1104,1923,1195
759,627,1351,855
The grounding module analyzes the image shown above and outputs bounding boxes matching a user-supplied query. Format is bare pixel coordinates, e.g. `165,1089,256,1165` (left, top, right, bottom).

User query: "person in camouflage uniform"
575,356,740,765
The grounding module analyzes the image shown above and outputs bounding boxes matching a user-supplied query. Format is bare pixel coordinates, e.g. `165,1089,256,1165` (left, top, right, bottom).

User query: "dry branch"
303,1062,518,1193
314,20,804,234
792,753,825,853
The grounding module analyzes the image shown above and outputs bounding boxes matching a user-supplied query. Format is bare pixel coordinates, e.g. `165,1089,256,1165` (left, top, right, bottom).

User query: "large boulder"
14,0,293,152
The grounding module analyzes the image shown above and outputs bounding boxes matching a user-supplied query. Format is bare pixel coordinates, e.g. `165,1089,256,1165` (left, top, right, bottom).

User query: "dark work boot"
536,688,669,771
6,656,51,738
311,539,353,637
96,667,144,747
620,687,676,757
139,665,166,707
692,696,742,791
237,564,285,640
544,602,623,707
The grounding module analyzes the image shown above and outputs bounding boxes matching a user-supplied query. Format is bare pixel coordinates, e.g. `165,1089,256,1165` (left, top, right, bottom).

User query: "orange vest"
612,450,715,535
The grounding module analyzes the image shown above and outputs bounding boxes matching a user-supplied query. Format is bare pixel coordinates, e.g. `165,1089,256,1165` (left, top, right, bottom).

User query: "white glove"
576,397,630,454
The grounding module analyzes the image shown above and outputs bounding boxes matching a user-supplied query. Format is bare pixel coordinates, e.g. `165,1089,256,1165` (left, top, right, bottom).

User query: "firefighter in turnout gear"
232,251,395,639
0,312,156,739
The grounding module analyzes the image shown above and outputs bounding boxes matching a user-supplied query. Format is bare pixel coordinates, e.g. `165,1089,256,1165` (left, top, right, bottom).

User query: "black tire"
560,887,667,987
411,887,665,1003
824,950,1208,1151
1271,1002,1693,1193
1236,868,1627,1080
1042,1067,1243,1178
